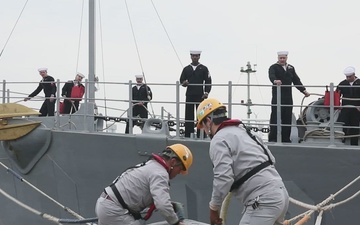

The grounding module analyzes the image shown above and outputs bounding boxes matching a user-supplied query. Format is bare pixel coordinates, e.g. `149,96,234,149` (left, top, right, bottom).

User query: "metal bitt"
240,62,257,120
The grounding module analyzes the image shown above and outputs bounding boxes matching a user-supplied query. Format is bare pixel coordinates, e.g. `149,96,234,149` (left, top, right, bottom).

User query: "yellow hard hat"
196,98,225,129
167,144,193,175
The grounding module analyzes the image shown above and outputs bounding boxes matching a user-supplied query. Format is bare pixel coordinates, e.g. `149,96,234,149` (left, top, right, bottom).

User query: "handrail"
1,79,360,145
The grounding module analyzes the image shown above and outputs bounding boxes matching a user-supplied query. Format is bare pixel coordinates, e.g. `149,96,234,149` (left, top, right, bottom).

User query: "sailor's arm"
24,82,43,101
269,65,281,85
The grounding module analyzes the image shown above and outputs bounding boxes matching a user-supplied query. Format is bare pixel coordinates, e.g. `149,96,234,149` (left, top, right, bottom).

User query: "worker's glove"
172,202,185,222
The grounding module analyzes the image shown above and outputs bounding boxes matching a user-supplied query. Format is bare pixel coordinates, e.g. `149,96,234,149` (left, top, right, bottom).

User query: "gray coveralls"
95,160,179,225
209,124,289,225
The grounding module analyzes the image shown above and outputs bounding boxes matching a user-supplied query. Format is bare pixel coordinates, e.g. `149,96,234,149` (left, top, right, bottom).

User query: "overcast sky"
1,0,360,132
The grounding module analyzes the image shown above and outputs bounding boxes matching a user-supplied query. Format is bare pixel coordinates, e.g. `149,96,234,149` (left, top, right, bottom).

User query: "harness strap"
108,184,142,220
107,154,170,221
230,122,274,192
106,154,170,221
230,161,271,192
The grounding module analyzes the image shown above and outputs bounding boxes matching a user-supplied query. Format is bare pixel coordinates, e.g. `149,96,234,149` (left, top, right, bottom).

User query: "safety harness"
214,119,273,192
107,154,169,220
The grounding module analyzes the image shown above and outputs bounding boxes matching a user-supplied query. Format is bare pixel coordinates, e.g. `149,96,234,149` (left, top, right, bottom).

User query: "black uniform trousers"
269,102,293,143
338,108,360,146
39,99,56,117
184,95,205,138
125,104,148,134
63,100,80,114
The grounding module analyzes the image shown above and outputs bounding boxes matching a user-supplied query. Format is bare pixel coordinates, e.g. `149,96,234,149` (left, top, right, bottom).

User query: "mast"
240,62,256,121
88,0,96,102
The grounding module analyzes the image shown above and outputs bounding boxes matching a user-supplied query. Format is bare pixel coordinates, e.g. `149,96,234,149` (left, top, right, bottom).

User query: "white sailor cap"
343,66,355,76
77,72,85,78
135,75,144,79
38,68,48,72
277,51,289,56
190,50,202,55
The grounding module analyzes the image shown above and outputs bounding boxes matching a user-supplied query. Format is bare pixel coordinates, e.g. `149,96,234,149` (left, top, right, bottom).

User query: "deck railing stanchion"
276,84,282,143
176,81,180,138
6,89,10,103
56,79,60,129
2,80,5,103
329,82,335,146
128,80,133,134
228,81,232,119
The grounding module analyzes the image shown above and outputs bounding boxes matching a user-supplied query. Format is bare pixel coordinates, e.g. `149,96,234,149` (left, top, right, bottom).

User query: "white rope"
303,129,344,141
289,197,319,211
0,186,98,224
286,209,313,224
322,190,360,211
0,162,91,225
314,210,323,225
219,174,360,225
285,175,360,224
220,192,232,225
0,187,61,224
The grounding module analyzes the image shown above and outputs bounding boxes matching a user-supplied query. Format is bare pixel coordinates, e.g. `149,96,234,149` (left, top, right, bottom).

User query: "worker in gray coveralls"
196,98,289,225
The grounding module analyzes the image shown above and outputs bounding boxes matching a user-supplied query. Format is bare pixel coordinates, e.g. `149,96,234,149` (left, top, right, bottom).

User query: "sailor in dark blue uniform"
336,66,360,146
180,50,212,138
268,51,309,142
24,68,57,116
125,74,153,134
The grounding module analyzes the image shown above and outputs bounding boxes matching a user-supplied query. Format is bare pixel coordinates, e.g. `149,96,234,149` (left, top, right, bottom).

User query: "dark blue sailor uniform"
180,64,211,137
268,63,306,142
28,75,57,116
125,84,152,134
336,77,360,145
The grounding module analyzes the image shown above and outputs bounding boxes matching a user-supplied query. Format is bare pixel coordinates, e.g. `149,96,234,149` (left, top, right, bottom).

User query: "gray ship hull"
1,129,359,225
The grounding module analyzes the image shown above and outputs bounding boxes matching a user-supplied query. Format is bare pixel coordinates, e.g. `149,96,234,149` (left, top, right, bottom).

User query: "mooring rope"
0,186,98,224
220,192,232,225
284,174,360,225
0,162,97,224
220,174,360,225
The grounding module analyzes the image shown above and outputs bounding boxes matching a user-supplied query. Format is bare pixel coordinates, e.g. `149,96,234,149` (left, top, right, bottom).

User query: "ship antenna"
240,62,257,124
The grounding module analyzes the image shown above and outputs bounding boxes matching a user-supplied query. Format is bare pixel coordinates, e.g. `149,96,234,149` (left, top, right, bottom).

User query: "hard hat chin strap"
203,115,215,139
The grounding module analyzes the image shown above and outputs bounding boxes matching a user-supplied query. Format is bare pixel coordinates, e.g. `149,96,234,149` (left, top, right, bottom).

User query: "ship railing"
1,79,359,146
